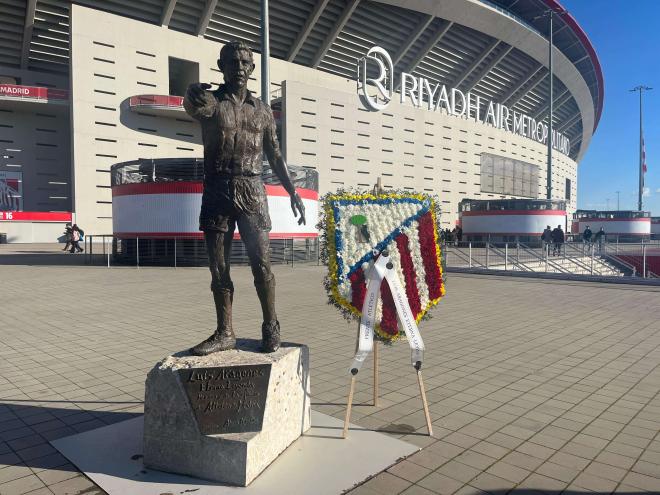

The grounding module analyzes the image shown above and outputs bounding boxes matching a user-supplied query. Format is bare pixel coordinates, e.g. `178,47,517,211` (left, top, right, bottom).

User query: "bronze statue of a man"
183,41,305,355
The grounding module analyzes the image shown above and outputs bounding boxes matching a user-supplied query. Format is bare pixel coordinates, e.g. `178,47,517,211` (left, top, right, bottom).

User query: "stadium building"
0,0,602,243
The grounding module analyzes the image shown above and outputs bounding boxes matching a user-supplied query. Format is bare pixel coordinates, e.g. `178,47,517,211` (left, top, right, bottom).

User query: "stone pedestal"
143,339,311,486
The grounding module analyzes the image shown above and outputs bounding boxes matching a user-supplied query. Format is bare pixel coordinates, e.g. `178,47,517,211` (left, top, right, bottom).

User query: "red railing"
0,84,68,101
129,94,184,108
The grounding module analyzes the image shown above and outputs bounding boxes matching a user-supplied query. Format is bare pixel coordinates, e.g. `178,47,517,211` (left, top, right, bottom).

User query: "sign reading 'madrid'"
358,47,571,156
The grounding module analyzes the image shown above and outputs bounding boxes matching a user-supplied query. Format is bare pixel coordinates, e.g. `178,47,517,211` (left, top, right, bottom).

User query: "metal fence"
84,235,320,268
84,233,659,280
442,239,660,279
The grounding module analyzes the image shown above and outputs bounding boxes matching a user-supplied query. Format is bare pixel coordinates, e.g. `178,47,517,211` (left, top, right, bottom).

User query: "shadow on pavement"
0,400,142,472
483,492,646,495
1,400,652,494
0,243,88,266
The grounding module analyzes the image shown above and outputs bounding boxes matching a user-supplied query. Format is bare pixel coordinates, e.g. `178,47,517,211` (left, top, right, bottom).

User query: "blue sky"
561,0,659,215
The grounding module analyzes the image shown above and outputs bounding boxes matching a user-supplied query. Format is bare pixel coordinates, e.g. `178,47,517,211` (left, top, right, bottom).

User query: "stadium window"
169,57,199,97
565,178,571,200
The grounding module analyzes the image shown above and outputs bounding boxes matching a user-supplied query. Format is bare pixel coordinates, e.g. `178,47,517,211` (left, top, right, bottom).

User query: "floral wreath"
318,189,446,342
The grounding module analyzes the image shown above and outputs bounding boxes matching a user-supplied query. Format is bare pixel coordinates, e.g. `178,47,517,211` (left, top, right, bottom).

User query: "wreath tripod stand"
341,258,434,439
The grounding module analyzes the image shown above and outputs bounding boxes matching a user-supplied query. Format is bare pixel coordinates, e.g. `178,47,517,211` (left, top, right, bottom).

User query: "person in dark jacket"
551,225,564,256
594,227,605,252
541,225,553,254
62,223,72,252
583,225,593,245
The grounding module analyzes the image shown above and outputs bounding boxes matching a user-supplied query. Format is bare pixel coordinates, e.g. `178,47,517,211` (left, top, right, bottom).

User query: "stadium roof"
0,0,603,161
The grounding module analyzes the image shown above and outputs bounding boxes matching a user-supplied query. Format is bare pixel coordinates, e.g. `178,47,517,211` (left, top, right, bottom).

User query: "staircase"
444,243,625,277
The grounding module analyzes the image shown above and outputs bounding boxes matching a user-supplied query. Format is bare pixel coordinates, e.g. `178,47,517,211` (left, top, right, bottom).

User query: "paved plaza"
1,246,659,495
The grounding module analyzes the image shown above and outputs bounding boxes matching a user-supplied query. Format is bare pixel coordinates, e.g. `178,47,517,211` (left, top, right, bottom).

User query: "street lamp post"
260,0,270,105
629,85,651,211
547,12,553,201
615,190,620,211
533,8,566,200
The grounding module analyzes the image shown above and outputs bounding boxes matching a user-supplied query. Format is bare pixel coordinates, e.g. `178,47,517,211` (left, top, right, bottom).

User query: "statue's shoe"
190,329,236,355
261,320,280,353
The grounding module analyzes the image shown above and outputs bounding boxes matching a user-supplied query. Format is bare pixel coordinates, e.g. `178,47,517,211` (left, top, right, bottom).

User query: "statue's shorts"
199,174,272,234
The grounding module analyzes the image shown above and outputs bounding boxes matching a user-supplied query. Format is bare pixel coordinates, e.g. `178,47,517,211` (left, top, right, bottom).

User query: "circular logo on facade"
358,46,393,111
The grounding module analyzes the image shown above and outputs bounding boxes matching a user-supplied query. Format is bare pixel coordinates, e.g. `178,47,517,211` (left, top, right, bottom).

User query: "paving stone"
387,460,432,484
485,461,529,483
534,461,580,483
453,451,496,471
595,450,637,470
630,460,660,480
517,473,566,494
0,474,46,495
417,472,465,495
470,441,509,460
514,441,556,461
468,472,513,493
34,464,80,486
546,451,590,471
0,464,33,484
399,485,437,495
436,460,481,484
571,472,618,492
361,472,412,494
3,260,660,495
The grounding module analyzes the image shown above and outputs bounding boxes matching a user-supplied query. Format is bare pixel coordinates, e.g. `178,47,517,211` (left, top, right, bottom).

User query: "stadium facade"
0,0,603,242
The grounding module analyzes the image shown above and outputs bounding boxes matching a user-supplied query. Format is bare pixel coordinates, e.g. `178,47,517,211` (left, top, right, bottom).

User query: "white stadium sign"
358,46,571,156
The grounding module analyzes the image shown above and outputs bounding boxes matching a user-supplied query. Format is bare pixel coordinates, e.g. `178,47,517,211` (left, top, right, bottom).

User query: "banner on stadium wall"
0,84,68,100
0,171,22,211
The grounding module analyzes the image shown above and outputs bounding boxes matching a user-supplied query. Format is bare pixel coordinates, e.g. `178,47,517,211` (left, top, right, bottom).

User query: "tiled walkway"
1,247,659,494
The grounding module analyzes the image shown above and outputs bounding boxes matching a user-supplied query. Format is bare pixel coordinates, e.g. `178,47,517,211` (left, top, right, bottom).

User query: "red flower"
380,281,398,336
418,212,443,300
395,233,422,318
349,268,367,311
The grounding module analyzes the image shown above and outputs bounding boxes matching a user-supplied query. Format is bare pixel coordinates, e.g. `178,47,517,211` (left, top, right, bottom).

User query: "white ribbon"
350,253,425,374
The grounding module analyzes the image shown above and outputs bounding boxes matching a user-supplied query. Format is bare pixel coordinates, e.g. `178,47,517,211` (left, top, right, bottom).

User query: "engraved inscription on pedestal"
178,364,271,435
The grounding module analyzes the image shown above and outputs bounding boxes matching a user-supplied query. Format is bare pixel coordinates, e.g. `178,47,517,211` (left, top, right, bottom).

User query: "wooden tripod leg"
416,365,433,437
343,373,357,438
373,340,379,407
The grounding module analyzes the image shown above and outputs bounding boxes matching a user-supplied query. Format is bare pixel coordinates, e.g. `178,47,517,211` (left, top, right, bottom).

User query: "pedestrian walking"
69,224,84,253
62,223,72,252
583,225,593,247
594,227,605,252
541,225,553,255
551,224,564,256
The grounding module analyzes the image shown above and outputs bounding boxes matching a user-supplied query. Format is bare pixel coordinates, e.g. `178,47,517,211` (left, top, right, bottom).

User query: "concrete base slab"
51,410,419,495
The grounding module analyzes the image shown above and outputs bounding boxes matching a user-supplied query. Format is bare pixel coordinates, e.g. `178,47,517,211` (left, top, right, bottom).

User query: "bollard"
486,243,489,268
136,236,140,268
469,242,472,268
505,243,508,271
107,237,110,268
642,244,647,278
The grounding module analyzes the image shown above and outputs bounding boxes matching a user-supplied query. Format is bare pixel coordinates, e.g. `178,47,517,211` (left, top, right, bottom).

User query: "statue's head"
218,41,255,90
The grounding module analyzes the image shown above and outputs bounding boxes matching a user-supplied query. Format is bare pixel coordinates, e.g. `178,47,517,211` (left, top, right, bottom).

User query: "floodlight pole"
533,9,565,200
630,85,651,211
546,11,553,200
260,0,270,105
